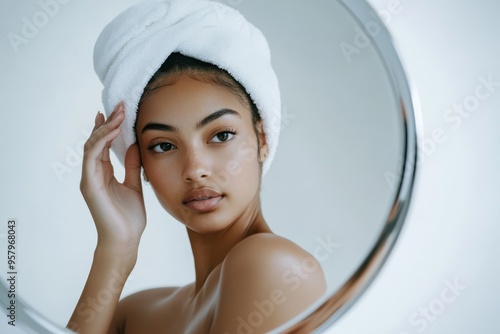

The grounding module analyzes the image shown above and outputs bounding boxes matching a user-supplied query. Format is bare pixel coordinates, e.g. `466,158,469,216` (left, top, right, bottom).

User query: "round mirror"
0,0,418,332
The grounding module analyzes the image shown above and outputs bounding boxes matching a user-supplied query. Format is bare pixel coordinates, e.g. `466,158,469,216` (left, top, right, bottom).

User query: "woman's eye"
211,131,236,143
150,142,175,153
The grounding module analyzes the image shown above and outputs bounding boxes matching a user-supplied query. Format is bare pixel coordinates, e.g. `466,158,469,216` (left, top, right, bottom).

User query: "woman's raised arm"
67,102,146,333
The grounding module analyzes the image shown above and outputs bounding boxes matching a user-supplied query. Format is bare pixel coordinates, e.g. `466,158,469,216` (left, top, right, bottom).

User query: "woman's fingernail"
95,111,100,124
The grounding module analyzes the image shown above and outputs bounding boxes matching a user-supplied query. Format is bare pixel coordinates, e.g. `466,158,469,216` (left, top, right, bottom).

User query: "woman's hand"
67,102,145,333
80,102,146,258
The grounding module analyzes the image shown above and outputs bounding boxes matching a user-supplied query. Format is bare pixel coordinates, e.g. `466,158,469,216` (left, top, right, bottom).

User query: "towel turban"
93,0,281,175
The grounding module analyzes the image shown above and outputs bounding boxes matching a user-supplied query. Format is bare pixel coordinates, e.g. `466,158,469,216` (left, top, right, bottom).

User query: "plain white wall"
326,0,500,333
0,0,404,331
5,0,497,333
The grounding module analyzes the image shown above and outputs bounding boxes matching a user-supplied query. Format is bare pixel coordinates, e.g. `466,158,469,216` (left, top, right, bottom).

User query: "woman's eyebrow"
196,108,241,129
141,108,241,134
141,123,179,134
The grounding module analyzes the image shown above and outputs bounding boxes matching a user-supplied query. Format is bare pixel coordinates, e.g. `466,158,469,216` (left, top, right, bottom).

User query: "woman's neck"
186,198,272,294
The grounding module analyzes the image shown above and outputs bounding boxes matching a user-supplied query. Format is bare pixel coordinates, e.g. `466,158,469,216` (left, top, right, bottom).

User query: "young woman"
67,2,326,333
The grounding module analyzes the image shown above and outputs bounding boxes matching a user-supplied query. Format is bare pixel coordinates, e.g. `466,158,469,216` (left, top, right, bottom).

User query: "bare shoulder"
119,286,179,309
210,233,327,333
223,233,327,295
108,287,179,334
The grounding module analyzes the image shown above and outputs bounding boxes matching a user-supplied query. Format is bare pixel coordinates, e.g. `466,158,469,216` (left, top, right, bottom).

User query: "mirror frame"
275,0,420,332
0,0,420,333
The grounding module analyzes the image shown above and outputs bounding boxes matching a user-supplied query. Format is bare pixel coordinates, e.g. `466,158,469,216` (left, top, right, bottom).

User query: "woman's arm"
67,102,146,333
67,245,136,333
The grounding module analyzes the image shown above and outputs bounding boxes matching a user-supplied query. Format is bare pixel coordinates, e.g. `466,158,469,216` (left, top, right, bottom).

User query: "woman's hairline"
133,56,264,167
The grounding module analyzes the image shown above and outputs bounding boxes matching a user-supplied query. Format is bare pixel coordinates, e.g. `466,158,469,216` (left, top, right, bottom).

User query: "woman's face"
136,73,267,233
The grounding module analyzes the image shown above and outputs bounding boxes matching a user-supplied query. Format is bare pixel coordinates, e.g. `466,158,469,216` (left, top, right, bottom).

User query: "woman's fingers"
84,106,124,157
84,122,122,164
94,111,103,128
123,144,142,192
90,102,123,135
82,128,120,180
81,105,125,186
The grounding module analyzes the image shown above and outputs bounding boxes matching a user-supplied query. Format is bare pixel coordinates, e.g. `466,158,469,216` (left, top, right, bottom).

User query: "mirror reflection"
0,0,406,332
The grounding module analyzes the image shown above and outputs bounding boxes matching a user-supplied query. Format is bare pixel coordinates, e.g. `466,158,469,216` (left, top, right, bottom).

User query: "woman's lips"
182,188,223,213
184,196,223,213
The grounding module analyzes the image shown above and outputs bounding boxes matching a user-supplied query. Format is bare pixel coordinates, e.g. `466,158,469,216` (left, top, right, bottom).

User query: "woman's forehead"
137,75,251,128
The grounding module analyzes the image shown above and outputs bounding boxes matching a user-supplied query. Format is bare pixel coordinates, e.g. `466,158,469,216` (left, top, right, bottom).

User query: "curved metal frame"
0,281,74,333
0,0,420,332
276,0,421,332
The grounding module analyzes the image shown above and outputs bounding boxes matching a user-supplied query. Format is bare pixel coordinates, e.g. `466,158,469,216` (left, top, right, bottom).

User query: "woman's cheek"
238,139,258,162
151,180,181,218
227,142,260,186
214,142,253,182
147,162,179,201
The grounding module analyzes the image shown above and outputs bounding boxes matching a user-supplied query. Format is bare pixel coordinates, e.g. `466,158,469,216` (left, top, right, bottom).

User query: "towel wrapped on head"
93,0,281,175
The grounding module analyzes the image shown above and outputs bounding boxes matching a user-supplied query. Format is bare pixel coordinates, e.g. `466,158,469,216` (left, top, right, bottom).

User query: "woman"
67,1,326,333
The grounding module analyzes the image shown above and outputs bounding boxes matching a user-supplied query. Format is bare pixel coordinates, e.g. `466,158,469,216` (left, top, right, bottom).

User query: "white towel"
93,0,281,175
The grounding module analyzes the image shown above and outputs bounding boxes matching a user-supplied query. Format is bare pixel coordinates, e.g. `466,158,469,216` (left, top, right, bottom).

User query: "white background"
1,0,499,333
328,0,500,333
1,0,402,330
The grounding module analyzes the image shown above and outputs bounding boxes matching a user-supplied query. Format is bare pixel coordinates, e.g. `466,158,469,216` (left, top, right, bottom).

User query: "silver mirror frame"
274,0,421,332
0,0,420,333
0,282,73,333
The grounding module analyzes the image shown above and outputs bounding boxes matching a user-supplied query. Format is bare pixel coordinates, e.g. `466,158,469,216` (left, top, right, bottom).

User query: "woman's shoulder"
228,233,305,256
211,233,327,333
109,286,181,333
119,286,181,305
223,233,321,269
222,232,326,286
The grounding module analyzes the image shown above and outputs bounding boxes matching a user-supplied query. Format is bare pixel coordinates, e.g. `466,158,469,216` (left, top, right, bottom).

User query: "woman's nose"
182,151,211,182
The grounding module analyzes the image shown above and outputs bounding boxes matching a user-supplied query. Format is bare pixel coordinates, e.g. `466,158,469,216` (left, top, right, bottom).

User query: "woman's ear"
256,119,269,163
